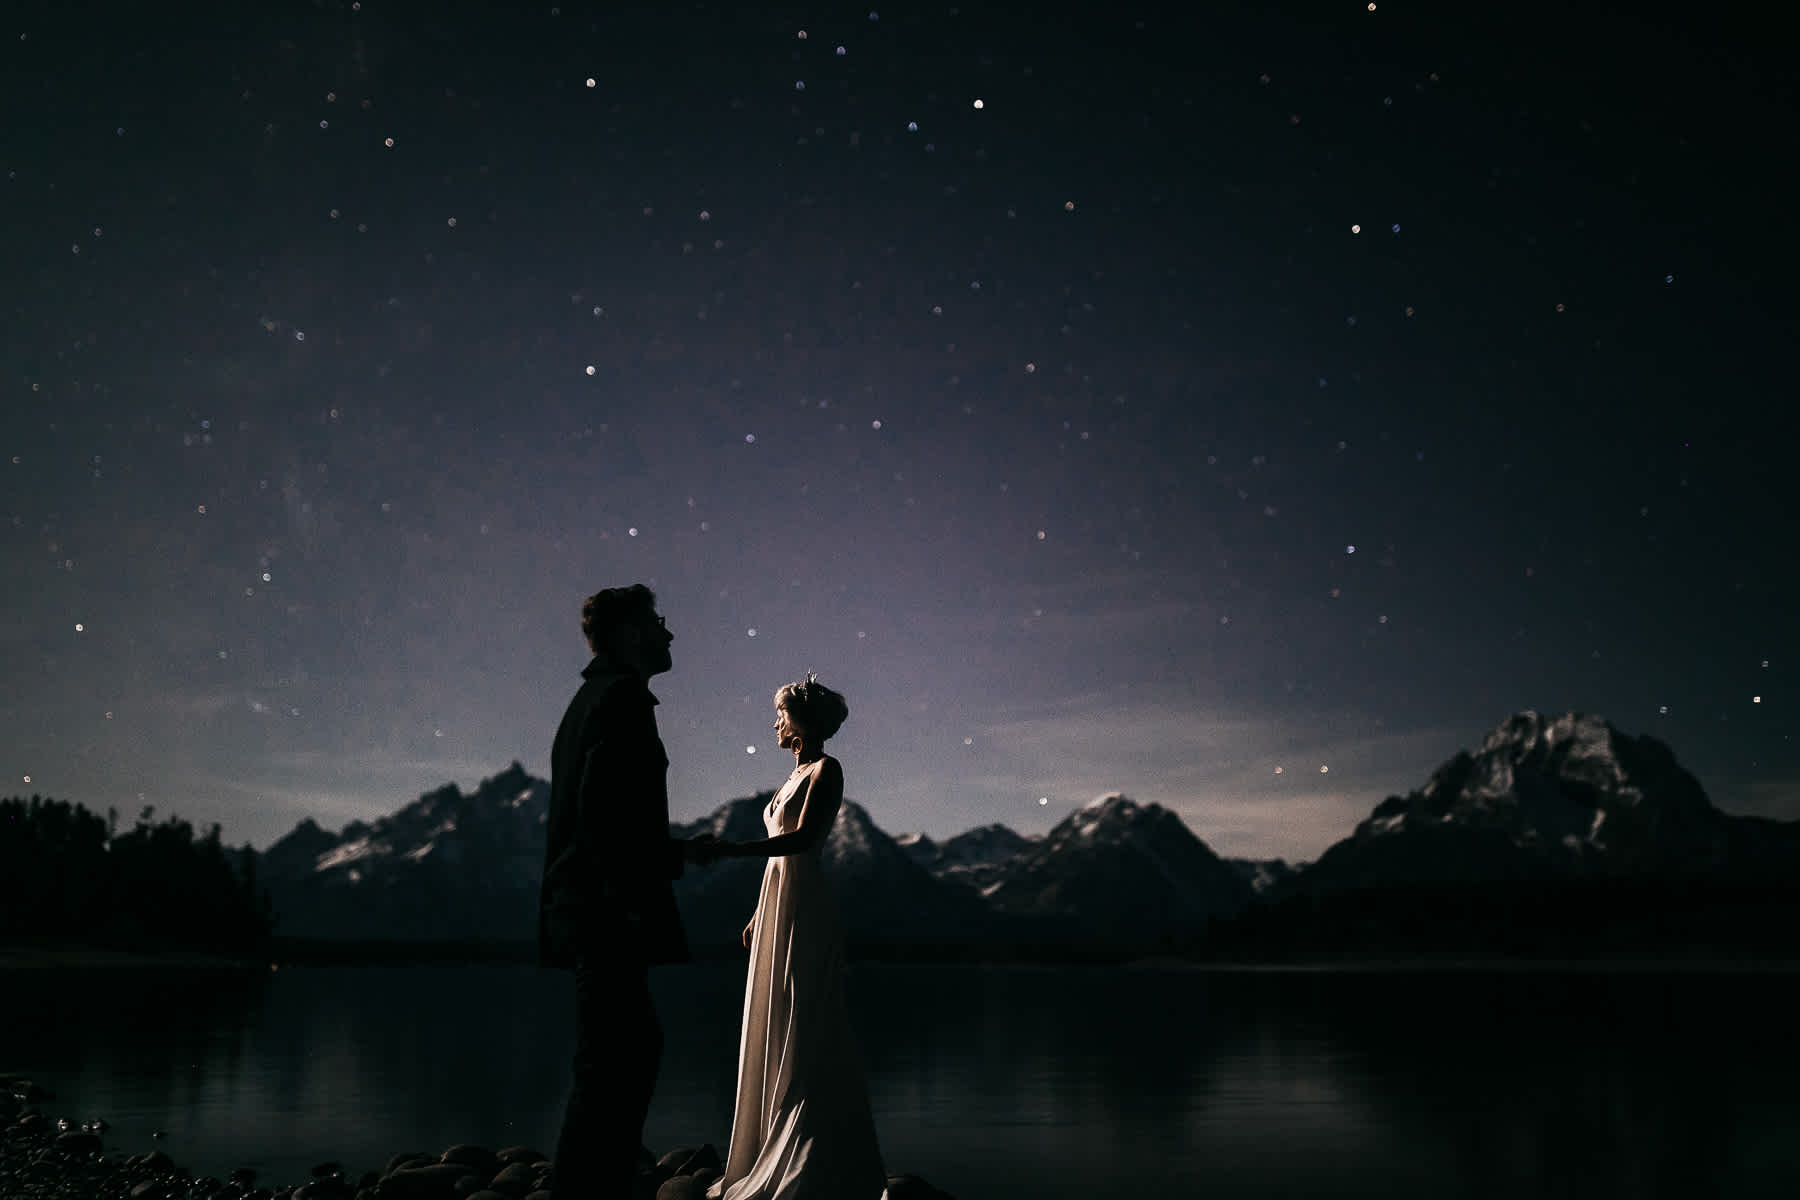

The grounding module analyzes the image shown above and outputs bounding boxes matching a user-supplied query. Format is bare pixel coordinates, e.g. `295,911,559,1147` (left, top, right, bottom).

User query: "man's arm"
578,700,712,878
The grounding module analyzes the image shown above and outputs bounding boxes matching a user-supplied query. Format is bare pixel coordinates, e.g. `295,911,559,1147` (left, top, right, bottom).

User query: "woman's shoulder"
795,754,842,784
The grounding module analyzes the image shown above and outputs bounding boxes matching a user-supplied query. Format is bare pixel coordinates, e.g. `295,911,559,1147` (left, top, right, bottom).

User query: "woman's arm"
724,758,843,859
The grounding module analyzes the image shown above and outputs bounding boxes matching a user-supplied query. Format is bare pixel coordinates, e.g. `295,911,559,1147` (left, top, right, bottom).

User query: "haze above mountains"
256,711,1800,956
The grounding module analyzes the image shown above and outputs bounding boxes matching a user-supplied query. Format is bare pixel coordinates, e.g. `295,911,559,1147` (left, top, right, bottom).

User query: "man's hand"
684,833,723,866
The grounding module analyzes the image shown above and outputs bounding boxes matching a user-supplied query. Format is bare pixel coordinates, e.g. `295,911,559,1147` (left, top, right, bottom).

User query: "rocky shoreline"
2,1076,955,1200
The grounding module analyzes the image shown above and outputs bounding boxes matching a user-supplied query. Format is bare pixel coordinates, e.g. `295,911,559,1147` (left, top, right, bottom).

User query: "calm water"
5,960,1800,1199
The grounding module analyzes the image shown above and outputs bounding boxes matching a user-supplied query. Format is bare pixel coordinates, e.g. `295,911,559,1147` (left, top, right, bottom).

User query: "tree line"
0,794,272,953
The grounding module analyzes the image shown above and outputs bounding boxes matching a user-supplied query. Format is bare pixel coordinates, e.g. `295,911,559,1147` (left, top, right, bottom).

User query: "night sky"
5,0,1794,862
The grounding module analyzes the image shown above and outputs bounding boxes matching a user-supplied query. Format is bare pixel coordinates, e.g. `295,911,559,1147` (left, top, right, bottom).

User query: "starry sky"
4,0,1794,862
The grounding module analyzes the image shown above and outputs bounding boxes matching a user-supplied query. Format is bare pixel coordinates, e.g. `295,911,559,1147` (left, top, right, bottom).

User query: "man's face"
641,611,674,676
603,610,673,678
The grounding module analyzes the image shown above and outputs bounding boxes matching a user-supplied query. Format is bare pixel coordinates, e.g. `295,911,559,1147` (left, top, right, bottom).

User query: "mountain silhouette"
896,824,1039,892
251,712,1800,959
1222,711,1800,957
261,769,987,949
670,795,992,949
982,793,1254,945
1290,711,1742,895
260,762,548,942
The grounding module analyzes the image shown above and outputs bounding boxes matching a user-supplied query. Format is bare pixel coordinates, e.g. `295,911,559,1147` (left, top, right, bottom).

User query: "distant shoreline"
1135,952,1800,974
0,943,263,971
8,938,1800,973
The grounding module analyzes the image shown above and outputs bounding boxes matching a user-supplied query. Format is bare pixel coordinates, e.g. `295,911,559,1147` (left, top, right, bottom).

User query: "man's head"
581,584,673,679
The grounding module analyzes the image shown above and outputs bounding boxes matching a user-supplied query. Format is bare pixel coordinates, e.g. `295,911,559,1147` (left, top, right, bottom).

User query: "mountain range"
256,711,1800,957
1284,710,1799,895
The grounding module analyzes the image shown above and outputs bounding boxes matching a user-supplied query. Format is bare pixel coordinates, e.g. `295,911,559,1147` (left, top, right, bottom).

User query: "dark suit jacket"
538,659,690,968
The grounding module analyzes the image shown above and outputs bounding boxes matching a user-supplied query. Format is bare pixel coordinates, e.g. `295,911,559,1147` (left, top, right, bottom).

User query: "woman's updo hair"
774,672,849,742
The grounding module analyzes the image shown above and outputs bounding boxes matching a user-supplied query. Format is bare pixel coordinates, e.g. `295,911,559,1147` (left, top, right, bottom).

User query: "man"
540,584,717,1200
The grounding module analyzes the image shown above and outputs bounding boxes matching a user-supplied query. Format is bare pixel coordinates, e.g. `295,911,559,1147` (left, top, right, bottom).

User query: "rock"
655,1175,709,1200
24,1158,64,1182
377,1162,481,1199
632,1166,669,1200
0,1115,947,1200
52,1129,102,1155
486,1161,536,1196
440,1145,499,1175
296,1180,355,1200
384,1152,432,1177
657,1143,721,1177
655,1146,699,1172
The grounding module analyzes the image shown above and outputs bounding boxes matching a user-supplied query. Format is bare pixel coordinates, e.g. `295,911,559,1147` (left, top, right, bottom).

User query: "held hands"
683,833,729,867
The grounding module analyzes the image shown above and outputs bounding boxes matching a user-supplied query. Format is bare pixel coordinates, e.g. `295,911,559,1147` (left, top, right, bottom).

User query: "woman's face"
774,705,804,751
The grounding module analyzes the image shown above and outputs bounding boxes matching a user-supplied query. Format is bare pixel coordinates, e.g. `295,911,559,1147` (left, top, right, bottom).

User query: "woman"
704,674,888,1200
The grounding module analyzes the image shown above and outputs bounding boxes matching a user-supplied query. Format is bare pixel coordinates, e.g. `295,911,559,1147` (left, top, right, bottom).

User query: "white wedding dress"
708,763,888,1200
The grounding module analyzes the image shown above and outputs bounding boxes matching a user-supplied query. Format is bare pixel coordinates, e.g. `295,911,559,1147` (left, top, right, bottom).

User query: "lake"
5,960,1800,1199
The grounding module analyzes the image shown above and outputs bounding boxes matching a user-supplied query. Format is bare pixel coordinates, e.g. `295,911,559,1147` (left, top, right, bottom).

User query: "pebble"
0,1078,956,1200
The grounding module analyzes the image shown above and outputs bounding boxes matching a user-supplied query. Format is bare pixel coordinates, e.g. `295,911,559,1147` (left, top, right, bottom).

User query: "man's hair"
774,672,850,742
581,584,657,651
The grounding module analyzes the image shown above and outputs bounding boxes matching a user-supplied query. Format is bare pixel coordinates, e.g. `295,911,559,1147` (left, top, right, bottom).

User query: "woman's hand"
742,920,755,950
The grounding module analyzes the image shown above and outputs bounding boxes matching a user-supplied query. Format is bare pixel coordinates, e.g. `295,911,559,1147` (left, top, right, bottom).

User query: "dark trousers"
552,955,663,1200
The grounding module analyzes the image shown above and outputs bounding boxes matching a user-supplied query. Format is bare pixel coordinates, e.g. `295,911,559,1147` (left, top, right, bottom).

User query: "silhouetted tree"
0,793,272,954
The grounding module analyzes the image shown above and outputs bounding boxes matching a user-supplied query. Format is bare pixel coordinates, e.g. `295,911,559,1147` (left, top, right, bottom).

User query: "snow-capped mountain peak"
1315,710,1729,886
1045,792,1180,853
895,822,1038,891
259,762,552,940
984,793,1253,942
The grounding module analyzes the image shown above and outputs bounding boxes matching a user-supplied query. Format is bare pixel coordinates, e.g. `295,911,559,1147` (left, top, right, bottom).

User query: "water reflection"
3,963,1798,1199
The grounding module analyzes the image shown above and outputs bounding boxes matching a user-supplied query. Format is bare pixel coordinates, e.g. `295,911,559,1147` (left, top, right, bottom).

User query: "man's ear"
607,624,644,661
